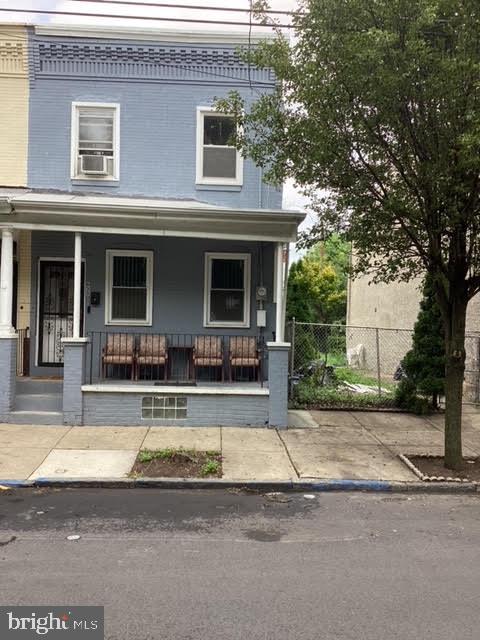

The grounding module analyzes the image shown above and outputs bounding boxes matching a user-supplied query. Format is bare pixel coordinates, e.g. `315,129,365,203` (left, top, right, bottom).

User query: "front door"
38,261,84,366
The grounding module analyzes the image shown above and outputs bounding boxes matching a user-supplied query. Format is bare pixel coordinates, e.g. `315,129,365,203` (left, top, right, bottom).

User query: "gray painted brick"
83,392,268,427
28,36,283,209
268,344,289,428
63,341,88,426
25,32,286,428
0,337,17,420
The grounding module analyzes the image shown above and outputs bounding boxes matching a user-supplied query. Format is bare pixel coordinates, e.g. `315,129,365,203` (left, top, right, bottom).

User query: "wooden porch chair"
229,336,260,381
136,334,168,381
101,333,135,380
193,336,224,381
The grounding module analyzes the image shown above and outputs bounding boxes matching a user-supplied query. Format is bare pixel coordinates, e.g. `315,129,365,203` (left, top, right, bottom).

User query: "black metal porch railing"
86,332,265,386
16,327,30,377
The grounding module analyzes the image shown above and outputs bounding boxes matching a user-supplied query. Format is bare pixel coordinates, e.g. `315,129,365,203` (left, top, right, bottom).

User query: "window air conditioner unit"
80,154,108,175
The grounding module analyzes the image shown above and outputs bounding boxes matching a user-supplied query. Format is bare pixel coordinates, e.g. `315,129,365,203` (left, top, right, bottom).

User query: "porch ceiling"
0,192,305,242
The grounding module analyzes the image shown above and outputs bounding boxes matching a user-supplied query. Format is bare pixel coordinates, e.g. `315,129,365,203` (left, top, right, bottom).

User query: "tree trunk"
443,296,468,471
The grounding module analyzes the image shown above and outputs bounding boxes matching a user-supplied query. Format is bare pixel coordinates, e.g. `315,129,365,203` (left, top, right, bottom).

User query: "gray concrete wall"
346,252,422,377
82,392,269,427
348,272,423,331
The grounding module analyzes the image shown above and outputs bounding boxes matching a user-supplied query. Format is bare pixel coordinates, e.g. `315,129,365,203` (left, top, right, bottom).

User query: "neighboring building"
346,268,421,380
0,24,29,187
0,25,303,427
347,273,422,332
0,25,31,353
348,258,480,400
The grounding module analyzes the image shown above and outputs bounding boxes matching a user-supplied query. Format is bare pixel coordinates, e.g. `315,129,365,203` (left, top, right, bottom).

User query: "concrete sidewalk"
0,408,478,483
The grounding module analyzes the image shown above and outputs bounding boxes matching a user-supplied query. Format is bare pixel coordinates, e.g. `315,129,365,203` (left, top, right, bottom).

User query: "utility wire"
66,0,303,17
0,7,295,28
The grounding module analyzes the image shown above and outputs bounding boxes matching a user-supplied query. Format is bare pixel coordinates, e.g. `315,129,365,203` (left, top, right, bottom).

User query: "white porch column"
0,228,15,336
274,242,285,342
73,232,82,339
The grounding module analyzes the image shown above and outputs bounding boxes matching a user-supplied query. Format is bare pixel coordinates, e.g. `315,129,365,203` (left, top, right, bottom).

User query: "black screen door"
38,261,84,366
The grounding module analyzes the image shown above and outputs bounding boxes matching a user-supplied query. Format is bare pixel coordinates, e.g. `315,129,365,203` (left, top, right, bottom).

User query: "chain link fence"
286,320,480,403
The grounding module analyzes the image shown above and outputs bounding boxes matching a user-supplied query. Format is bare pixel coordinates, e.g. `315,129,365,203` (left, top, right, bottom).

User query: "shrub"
395,378,431,415
290,379,395,410
396,274,445,410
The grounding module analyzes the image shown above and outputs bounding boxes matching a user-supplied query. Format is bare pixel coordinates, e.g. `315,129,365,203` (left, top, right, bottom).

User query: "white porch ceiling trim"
0,193,305,243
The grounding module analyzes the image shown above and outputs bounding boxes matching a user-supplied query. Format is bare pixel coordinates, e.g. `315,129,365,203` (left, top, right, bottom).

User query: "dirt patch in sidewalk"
409,456,480,481
131,448,222,478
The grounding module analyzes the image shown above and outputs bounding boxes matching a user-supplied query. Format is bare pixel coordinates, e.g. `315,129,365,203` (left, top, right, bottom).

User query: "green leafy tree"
217,0,480,469
397,275,445,410
286,256,346,323
308,234,350,291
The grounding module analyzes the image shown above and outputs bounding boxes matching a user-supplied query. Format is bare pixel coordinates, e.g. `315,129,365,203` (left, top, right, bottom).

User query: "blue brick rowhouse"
0,25,304,428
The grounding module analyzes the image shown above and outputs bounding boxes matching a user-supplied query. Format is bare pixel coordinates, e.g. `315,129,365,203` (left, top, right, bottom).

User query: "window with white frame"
204,253,250,327
71,102,119,180
105,250,153,325
196,108,243,186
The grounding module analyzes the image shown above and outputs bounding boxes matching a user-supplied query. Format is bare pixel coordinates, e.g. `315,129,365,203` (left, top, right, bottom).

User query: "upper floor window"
196,107,243,187
71,102,120,181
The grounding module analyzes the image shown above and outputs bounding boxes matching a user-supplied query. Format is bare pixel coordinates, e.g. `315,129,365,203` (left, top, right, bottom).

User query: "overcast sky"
0,0,313,258
0,0,299,29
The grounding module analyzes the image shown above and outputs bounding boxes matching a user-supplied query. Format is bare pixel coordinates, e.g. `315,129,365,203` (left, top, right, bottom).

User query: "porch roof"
0,190,305,242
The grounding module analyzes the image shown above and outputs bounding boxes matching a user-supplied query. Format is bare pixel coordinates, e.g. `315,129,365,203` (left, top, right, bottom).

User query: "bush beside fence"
287,320,480,406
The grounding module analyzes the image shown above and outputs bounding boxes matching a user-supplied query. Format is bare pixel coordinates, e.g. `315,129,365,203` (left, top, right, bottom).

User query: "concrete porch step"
16,379,62,395
9,410,64,425
14,394,62,412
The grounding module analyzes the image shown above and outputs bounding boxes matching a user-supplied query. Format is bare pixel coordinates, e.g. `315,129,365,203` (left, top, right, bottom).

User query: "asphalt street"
0,488,479,639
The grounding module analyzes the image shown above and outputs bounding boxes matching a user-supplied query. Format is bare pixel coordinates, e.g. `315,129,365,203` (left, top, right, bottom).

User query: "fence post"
290,316,296,379
375,328,381,397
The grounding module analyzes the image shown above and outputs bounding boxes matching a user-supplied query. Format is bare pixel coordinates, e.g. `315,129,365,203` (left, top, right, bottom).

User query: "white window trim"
105,249,153,326
196,106,243,187
203,252,251,328
71,101,120,181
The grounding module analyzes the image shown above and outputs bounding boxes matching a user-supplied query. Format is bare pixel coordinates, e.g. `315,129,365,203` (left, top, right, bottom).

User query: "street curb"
32,477,298,491
398,453,477,483
0,480,35,488
2,477,478,493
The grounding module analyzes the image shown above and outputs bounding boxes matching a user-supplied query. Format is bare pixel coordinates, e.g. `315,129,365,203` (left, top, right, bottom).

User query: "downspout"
258,242,264,340
258,166,263,208
346,241,353,325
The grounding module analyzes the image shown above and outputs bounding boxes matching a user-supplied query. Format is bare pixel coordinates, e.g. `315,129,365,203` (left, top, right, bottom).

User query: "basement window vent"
142,396,187,420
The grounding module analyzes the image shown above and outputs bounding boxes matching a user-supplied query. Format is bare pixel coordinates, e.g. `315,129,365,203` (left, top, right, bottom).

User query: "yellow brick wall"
0,25,29,186
0,27,31,330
